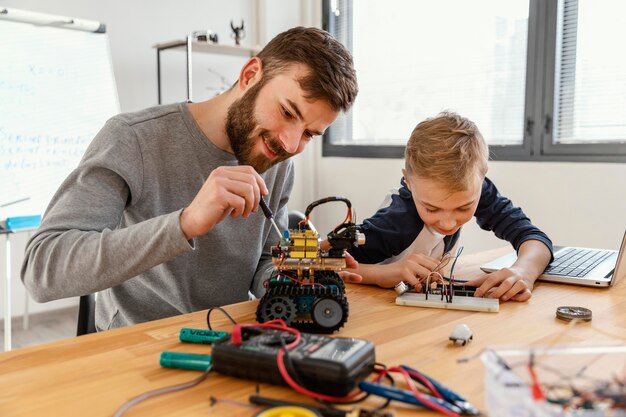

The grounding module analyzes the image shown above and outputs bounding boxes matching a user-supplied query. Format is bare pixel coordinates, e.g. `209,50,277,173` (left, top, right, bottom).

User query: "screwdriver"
259,197,283,238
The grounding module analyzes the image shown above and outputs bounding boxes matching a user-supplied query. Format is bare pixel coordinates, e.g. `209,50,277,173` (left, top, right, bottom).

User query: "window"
323,0,626,162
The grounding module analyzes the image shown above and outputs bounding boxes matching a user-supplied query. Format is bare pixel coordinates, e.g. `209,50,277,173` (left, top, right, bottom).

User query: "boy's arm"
471,240,552,301
347,252,439,288
467,177,553,301
474,177,554,259
348,178,425,264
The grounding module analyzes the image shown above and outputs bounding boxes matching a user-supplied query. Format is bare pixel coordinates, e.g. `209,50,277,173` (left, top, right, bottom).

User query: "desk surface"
1,247,625,417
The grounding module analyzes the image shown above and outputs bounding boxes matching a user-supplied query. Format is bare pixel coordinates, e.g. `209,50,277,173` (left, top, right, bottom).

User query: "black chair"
76,293,96,336
287,209,307,229
76,210,310,336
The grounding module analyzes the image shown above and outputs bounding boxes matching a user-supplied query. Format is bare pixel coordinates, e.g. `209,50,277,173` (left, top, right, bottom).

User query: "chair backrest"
288,209,311,230
76,293,96,336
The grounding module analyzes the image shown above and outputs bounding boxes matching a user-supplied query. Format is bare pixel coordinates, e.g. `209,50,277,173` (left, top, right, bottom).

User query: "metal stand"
154,39,258,104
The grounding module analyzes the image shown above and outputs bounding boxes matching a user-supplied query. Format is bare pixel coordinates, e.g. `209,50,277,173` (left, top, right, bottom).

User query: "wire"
206,306,237,330
279,274,325,287
434,252,452,273
448,247,464,302
369,367,460,417
113,366,213,417
277,348,365,403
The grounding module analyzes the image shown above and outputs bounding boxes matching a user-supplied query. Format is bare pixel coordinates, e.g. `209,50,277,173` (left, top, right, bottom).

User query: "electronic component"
212,329,375,396
395,247,499,312
449,324,473,346
555,306,592,321
257,197,365,333
396,291,499,312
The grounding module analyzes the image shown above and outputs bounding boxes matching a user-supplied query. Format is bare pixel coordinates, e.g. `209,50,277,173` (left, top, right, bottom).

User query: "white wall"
304,153,626,256
0,0,303,319
3,0,623,321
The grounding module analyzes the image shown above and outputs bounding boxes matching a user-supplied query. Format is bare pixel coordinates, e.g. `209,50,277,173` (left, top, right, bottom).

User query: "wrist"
179,207,195,241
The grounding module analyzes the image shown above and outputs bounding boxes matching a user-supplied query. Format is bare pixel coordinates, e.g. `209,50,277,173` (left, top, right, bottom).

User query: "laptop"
480,231,626,287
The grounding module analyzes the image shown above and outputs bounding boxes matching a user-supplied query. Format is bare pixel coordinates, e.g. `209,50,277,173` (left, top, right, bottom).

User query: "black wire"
206,306,237,330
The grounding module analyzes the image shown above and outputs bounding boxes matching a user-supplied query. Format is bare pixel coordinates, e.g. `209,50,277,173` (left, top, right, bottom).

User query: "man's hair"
256,26,358,112
404,111,489,192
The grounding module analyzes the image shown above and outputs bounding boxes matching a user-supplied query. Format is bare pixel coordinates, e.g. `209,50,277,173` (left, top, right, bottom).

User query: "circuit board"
395,284,499,313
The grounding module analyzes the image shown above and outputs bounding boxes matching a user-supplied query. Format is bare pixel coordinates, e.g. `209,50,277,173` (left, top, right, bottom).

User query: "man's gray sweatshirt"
21,103,293,330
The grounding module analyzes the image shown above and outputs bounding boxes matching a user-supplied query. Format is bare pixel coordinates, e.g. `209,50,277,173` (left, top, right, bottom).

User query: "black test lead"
259,197,283,238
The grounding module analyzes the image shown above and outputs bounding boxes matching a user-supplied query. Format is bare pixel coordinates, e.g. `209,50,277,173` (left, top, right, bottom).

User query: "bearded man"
21,27,359,330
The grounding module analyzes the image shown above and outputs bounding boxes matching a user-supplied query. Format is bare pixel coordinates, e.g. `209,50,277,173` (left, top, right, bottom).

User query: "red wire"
528,364,545,400
279,274,325,287
404,369,443,400
276,349,364,403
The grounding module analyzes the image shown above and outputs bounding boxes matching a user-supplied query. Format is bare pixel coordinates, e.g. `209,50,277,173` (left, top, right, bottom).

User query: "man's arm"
20,119,192,302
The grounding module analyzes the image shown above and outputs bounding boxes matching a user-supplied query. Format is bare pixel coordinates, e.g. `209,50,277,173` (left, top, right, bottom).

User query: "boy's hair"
256,26,358,112
404,111,489,192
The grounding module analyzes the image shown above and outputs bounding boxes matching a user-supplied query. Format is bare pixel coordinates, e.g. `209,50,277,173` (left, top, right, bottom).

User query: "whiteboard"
0,13,120,220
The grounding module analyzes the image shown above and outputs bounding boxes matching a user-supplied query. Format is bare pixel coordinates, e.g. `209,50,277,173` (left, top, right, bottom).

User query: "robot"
256,197,365,333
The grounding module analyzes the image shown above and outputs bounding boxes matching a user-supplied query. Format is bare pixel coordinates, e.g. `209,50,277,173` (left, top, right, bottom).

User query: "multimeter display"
212,329,376,396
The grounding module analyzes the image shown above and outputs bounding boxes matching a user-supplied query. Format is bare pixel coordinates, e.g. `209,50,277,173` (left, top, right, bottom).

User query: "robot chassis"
256,197,365,333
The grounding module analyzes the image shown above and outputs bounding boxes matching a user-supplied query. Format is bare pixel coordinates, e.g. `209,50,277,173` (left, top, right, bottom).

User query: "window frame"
322,0,626,163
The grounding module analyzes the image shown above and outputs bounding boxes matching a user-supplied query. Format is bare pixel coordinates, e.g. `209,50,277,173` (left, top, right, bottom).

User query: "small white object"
394,281,409,295
449,323,473,346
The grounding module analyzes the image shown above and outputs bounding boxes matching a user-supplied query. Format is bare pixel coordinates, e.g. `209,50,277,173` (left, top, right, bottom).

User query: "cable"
448,247,464,302
113,366,213,417
369,367,460,417
206,306,237,330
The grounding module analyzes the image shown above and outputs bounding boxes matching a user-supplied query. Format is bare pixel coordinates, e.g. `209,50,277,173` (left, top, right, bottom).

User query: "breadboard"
395,292,499,312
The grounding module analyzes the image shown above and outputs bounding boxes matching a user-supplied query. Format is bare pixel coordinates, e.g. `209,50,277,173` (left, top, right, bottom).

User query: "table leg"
3,234,11,351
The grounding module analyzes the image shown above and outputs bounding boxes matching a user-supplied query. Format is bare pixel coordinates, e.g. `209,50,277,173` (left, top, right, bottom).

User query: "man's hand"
180,166,268,240
465,266,535,302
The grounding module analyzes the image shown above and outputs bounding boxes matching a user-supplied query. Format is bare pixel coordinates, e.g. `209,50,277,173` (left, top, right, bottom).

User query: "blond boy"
348,112,553,301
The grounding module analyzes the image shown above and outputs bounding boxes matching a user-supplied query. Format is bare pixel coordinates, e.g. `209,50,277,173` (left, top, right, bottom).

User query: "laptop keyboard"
545,248,613,277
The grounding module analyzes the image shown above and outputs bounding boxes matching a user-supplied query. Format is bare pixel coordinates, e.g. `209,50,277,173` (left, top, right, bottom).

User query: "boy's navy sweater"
349,177,553,264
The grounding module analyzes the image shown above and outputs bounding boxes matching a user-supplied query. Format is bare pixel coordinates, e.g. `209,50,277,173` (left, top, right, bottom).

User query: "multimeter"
212,329,376,396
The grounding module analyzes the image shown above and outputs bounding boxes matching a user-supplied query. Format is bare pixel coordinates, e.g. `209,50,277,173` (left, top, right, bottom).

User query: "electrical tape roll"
255,405,322,417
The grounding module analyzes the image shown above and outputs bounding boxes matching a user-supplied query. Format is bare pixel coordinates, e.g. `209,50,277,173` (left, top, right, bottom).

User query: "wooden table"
1,248,625,417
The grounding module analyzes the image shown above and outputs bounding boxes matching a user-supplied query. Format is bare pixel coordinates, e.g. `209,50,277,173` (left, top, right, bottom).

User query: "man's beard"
225,80,292,173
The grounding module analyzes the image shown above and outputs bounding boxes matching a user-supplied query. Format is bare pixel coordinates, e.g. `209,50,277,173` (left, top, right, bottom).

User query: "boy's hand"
465,266,535,302
365,253,440,288
338,252,363,284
